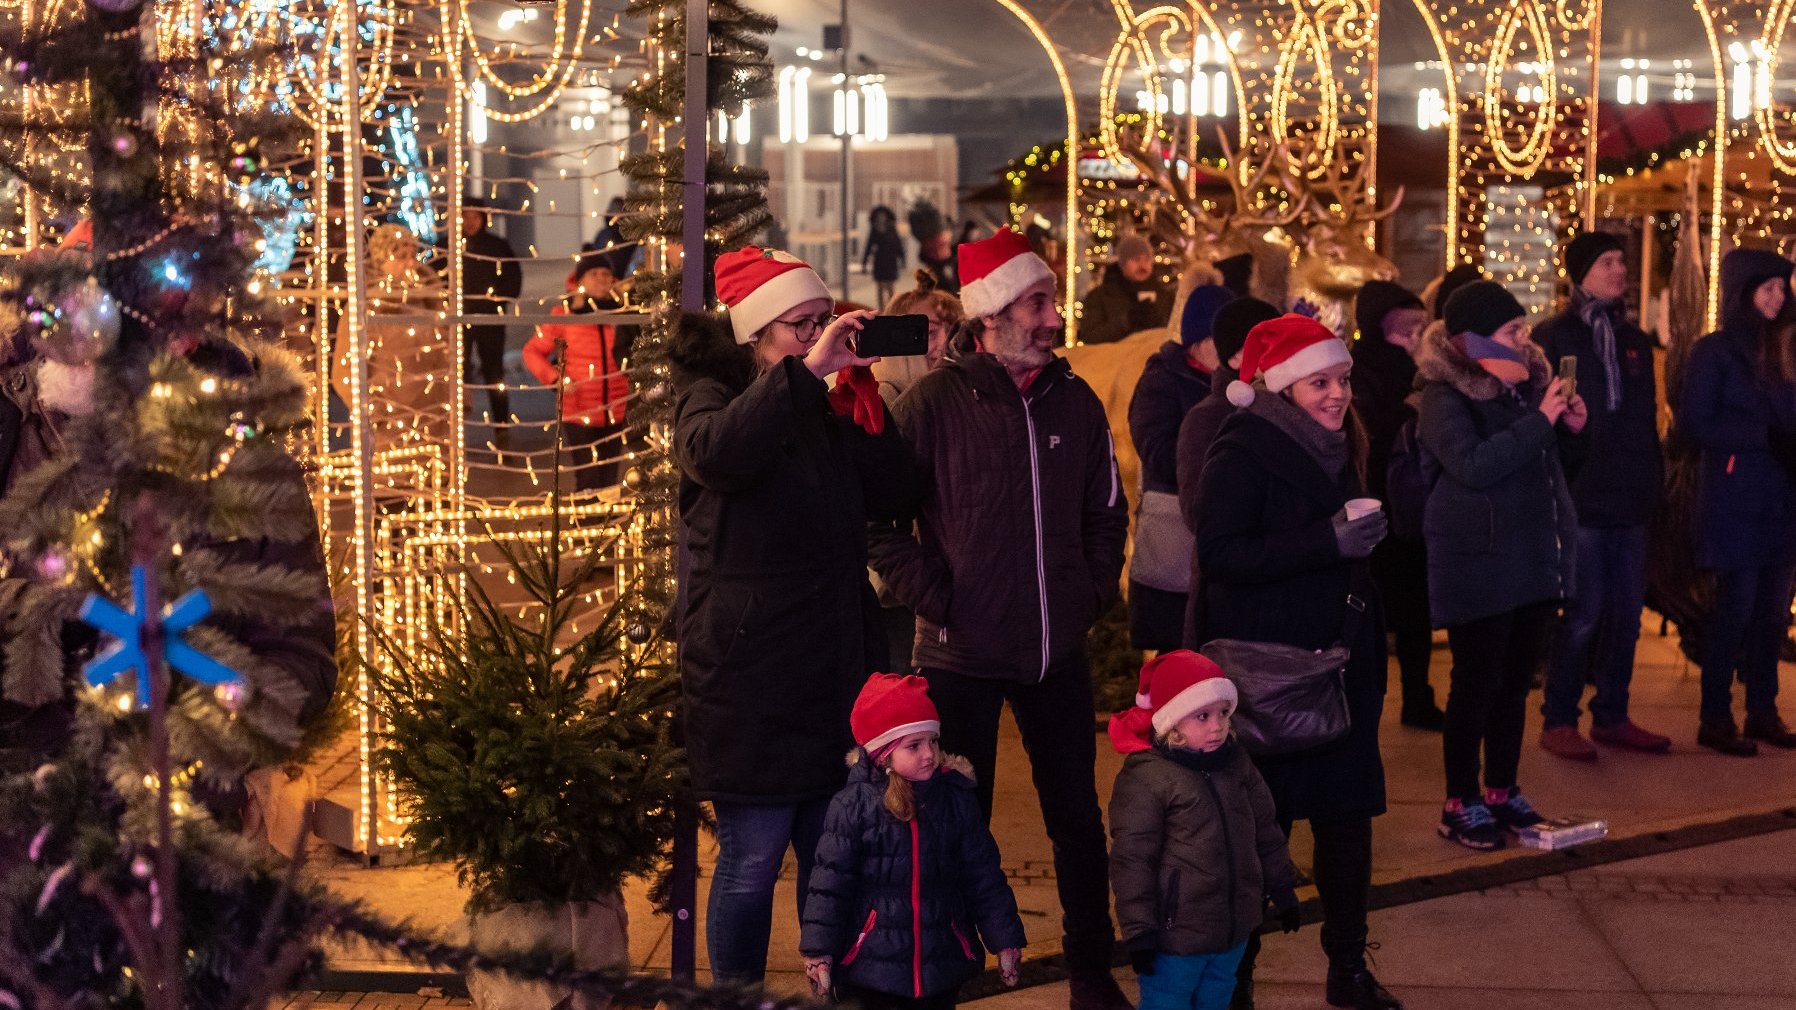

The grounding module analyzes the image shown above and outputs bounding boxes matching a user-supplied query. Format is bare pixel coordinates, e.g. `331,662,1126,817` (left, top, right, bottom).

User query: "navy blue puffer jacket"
800,754,1027,999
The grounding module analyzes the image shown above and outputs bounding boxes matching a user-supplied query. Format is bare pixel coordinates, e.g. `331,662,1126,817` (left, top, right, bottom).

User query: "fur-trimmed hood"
844,745,977,786
667,309,756,393
1414,317,1550,401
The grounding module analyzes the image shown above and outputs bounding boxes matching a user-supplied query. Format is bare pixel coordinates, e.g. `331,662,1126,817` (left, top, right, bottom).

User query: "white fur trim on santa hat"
861,718,941,756
959,249,1054,319
1261,338,1351,395
1150,677,1239,737
728,264,833,345
36,359,95,416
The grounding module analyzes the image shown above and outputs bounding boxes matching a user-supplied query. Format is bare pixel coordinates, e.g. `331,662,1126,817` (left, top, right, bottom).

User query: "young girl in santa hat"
801,674,1025,1009
1107,651,1300,1010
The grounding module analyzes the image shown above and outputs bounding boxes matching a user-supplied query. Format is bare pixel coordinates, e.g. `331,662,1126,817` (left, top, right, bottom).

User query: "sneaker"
1697,720,1759,757
1540,725,1598,761
1744,713,1796,749
1438,800,1504,850
1484,786,1546,833
1590,720,1672,753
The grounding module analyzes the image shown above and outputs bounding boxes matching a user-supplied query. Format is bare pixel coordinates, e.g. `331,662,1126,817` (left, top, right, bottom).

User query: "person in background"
1176,296,1282,648
671,246,920,990
864,205,908,308
1126,282,1235,652
1418,282,1585,851
1534,232,1671,759
1107,652,1300,1010
801,674,1025,1009
588,195,634,277
868,272,965,669
336,223,451,455
523,252,633,491
1080,233,1174,344
1194,315,1400,1010
869,228,1131,1010
1676,248,1796,756
1351,280,1445,730
458,197,524,436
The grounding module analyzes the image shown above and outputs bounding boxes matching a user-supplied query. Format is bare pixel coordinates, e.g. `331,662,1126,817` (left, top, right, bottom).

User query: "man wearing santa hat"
869,228,1132,1010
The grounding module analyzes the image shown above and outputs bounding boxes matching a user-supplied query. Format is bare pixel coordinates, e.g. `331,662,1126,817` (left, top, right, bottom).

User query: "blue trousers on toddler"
1137,944,1247,1010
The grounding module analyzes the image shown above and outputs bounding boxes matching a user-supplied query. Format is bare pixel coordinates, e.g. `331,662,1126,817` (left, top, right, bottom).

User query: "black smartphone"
854,314,930,358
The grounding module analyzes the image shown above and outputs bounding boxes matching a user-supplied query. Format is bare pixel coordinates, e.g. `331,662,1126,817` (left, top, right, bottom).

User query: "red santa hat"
715,246,833,345
851,674,941,756
957,227,1055,319
1226,314,1352,407
1107,651,1238,753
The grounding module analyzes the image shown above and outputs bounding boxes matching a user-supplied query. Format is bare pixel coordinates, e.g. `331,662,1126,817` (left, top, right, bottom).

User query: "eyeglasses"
772,313,834,338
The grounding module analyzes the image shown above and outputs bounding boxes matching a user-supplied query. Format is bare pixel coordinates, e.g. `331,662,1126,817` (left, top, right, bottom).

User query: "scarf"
1453,332,1532,387
1573,288,1625,412
1157,736,1239,774
828,365,885,435
1247,386,1348,480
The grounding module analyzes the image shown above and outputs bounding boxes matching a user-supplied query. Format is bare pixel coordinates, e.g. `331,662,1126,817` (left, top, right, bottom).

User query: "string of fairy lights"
10,0,1796,853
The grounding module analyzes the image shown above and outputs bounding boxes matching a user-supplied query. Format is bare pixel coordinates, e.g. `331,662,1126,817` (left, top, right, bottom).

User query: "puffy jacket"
1108,741,1298,955
670,316,921,804
1532,303,1663,528
868,352,1128,683
1080,264,1175,345
1416,325,1577,627
801,755,1027,999
1128,340,1213,496
523,294,631,425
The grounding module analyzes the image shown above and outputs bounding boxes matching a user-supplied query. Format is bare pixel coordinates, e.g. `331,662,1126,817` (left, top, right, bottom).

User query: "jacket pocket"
950,922,975,960
841,909,877,966
1160,868,1182,929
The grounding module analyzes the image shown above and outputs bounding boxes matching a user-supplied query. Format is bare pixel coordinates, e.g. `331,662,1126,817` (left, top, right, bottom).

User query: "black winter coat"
1191,409,1388,822
1129,341,1213,496
1532,305,1663,528
460,228,523,315
1416,326,1577,628
801,756,1027,999
1680,327,1796,571
1175,365,1238,641
1108,741,1298,956
1349,339,1418,502
671,320,921,804
1080,265,1175,345
869,353,1128,683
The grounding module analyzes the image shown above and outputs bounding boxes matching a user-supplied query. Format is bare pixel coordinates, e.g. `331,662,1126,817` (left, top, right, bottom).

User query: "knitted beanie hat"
1179,284,1235,348
1353,280,1424,345
1443,280,1527,339
1564,231,1625,286
1211,297,1281,367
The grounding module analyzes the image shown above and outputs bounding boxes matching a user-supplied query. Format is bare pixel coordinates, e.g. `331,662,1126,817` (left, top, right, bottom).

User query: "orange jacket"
523,295,628,425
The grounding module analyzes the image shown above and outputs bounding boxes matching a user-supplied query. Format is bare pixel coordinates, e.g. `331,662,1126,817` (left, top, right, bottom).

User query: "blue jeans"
1701,563,1796,725
1138,944,1247,1010
706,798,830,988
1543,525,1647,728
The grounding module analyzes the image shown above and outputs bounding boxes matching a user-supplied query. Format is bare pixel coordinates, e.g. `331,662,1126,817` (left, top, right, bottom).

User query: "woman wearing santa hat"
1192,315,1402,1010
668,246,920,990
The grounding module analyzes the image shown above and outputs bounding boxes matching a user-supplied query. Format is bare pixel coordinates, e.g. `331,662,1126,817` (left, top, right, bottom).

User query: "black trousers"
562,421,624,491
919,659,1115,980
1370,536,1435,712
835,983,955,1009
1443,600,1557,803
464,324,510,422
1238,814,1374,984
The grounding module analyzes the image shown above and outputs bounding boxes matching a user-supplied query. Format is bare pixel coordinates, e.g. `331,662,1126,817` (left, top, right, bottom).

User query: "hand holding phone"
853,314,931,358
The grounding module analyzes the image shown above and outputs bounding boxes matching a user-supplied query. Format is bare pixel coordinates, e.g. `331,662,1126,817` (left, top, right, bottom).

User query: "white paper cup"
1345,497,1383,521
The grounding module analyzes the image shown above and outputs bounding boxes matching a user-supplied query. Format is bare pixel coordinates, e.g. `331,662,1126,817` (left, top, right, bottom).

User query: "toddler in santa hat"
800,674,1025,1007
1107,652,1301,1010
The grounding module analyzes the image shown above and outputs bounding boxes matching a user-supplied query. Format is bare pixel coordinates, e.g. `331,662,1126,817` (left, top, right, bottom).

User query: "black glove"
1279,906,1302,934
1330,507,1388,558
1129,948,1157,976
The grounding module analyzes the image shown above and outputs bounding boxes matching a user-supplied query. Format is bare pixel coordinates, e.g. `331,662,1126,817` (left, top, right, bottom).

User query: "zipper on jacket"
1200,770,1241,946
1021,396,1052,682
842,908,877,966
910,818,923,997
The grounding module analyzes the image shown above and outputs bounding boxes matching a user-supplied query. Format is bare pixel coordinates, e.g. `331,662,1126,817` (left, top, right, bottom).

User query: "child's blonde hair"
883,771,916,823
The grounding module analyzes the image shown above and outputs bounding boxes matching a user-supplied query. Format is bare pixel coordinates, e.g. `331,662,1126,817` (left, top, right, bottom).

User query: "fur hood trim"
667,310,756,393
844,746,978,784
1415,318,1549,401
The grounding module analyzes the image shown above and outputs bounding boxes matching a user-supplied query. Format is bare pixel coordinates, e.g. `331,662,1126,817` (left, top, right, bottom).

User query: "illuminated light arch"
1410,0,1462,266
1694,0,1726,328
989,0,1084,341
1097,2,1251,173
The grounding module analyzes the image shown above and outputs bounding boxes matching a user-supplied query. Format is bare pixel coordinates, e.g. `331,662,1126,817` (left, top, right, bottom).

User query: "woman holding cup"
1194,316,1402,1010
1417,282,1586,851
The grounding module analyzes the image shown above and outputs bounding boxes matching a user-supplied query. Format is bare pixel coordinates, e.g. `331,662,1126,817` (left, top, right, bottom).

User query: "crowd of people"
665,218,1796,1010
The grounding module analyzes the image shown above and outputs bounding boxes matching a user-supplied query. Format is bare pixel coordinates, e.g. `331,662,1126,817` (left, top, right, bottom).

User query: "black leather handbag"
1198,578,1368,757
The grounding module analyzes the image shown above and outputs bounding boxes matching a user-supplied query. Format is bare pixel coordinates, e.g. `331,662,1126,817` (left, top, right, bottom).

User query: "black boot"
1399,700,1445,731
1744,712,1796,749
1325,946,1403,1010
1067,974,1133,1010
1228,974,1254,1010
1697,720,1759,757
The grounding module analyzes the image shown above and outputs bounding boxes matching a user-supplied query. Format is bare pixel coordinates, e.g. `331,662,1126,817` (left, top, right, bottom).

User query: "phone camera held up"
853,314,930,358
1558,355,1577,403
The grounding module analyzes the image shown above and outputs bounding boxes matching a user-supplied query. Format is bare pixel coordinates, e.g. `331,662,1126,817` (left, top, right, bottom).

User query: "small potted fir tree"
370,495,682,1010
